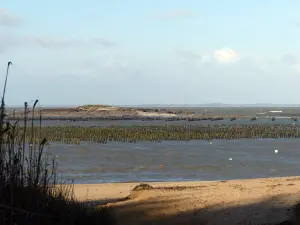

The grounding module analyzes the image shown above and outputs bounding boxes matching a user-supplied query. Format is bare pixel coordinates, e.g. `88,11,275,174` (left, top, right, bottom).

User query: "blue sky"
1,0,300,106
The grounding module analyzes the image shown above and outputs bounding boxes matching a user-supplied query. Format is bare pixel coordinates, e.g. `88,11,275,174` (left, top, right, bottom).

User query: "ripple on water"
48,139,300,183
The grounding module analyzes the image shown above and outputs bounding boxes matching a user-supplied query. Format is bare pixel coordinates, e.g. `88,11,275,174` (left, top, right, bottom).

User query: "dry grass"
0,62,114,225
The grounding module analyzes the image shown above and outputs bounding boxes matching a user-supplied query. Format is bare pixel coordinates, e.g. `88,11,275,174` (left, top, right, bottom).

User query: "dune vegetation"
0,62,114,225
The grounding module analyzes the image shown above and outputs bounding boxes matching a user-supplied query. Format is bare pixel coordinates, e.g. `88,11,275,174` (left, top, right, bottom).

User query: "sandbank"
73,177,300,224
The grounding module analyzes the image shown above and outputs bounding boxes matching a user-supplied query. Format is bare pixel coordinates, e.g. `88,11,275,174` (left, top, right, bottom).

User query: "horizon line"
4,103,300,108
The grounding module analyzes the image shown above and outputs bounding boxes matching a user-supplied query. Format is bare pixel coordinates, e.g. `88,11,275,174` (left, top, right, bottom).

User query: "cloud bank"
0,34,116,53
177,47,240,65
1,7,300,105
213,48,239,63
0,8,22,27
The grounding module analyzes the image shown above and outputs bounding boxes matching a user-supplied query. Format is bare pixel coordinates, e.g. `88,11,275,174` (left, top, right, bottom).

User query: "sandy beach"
72,177,300,225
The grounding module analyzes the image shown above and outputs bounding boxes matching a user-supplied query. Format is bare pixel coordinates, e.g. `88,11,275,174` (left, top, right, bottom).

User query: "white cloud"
276,54,300,73
280,54,298,65
90,37,117,47
175,49,202,62
25,36,116,48
150,9,195,20
0,34,116,53
213,48,239,63
175,48,300,78
2,48,300,105
0,8,22,27
176,47,239,65
200,55,212,63
292,64,300,73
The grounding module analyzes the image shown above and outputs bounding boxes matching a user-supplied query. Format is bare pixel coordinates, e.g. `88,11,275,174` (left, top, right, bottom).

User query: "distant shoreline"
6,104,300,121
6,104,300,108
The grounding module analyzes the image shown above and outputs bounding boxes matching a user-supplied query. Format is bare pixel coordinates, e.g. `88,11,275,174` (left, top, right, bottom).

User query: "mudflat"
73,177,300,225
10,105,251,119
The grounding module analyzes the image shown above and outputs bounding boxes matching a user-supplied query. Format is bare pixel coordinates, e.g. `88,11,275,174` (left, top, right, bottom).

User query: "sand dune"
73,177,300,225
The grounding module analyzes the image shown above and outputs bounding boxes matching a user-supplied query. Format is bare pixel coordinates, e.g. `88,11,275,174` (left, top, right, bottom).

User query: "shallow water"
45,139,300,184
19,118,299,127
10,106,300,127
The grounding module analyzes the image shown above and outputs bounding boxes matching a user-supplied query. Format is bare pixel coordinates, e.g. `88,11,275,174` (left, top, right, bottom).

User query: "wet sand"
73,177,300,225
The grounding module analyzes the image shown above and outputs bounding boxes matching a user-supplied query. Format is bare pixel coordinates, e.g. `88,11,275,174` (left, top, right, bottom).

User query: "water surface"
46,139,300,184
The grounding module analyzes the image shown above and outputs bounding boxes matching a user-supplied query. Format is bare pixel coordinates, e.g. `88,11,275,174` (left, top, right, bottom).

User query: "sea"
36,106,300,184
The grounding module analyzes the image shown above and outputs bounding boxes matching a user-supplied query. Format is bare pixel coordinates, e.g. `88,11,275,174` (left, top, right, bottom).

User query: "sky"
1,0,300,106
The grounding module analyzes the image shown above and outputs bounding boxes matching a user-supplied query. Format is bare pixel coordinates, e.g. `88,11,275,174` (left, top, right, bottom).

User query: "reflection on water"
45,139,300,184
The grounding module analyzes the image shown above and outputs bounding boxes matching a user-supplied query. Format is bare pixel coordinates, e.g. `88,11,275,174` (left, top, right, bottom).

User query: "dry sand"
12,105,252,119
73,177,300,225
136,111,177,118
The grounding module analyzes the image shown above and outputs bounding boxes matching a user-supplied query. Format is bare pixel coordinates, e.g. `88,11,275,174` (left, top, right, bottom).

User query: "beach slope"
73,177,300,225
